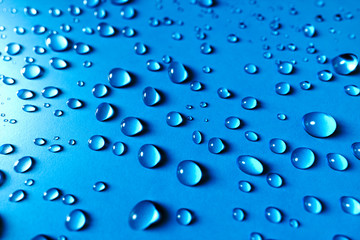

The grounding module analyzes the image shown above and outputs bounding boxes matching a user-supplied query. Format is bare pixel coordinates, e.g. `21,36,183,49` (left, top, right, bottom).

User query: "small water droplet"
14,156,33,173
208,137,225,154
275,82,291,95
168,62,188,84
48,144,63,153
34,138,46,146
317,70,333,81
3,77,16,85
93,181,107,192
266,173,283,188
241,97,258,110
9,189,26,202
143,87,160,106
94,8,107,19
42,87,60,98
190,81,202,91
74,42,91,54
291,147,315,169
233,208,245,221
43,188,60,201
88,135,106,150
5,42,21,55
332,53,358,75
192,131,202,144
245,131,259,142
138,144,161,168
269,138,286,154
200,43,213,54
97,22,115,37
146,60,161,71
112,141,126,156
95,103,114,122
277,61,293,75
67,98,83,109
176,208,193,225
17,89,34,100
46,33,69,52
289,219,300,228
21,64,42,79
303,196,322,214
225,116,241,129
25,179,34,186
62,194,76,205
340,196,360,215
166,111,183,127
250,232,263,240
217,87,231,98
265,207,282,223
65,209,87,231
108,68,131,87
22,104,38,112
344,85,360,96
24,7,38,16
134,42,147,55
92,84,108,98
129,200,160,230
32,25,46,34
177,160,202,186
237,155,264,175
327,153,348,171
300,81,311,90
227,34,239,43
238,180,252,193
54,110,64,117
14,26,26,35
244,64,258,74
303,24,315,37
351,142,360,160
121,26,135,37
68,139,76,145
33,46,46,54
302,112,337,138
121,117,143,136
50,57,68,70
49,7,62,17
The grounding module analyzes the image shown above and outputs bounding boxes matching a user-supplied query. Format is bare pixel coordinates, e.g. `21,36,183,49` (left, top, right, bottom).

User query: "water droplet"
190,81,202,91
129,200,160,230
333,235,351,240
177,160,202,186
241,97,258,110
84,0,100,8
82,27,94,35
5,42,21,55
134,42,147,55
269,138,286,154
42,87,60,98
277,61,293,75
227,34,239,43
344,85,360,96
303,24,315,37
340,196,360,215
245,131,259,142
120,6,135,19
303,196,322,214
275,82,291,95
277,113,287,120
24,7,38,16
122,26,135,37
95,103,114,122
317,70,333,81
65,209,87,231
168,62,188,84
108,68,131,87
302,112,337,138
34,138,46,146
162,55,171,64
14,156,33,173
14,26,26,35
32,25,46,34
93,181,107,192
289,219,300,228
233,208,245,221
83,61,92,68
176,208,193,225
48,144,63,153
46,33,69,52
22,104,37,112
68,139,76,145
88,135,106,150
112,142,126,156
327,153,348,171
244,64,258,74
265,207,282,223
192,131,202,144
217,87,231,98
97,22,115,37
198,0,214,7
291,147,315,169
67,98,83,109
200,43,213,54
43,188,60,201
200,102,208,108
9,189,26,202
351,142,360,160
21,64,42,79
121,117,143,136
49,7,62,17
74,42,91,54
300,81,311,90
68,5,82,16
208,137,225,154
92,84,108,98
332,53,358,75
238,180,252,193
62,194,76,205
237,155,264,176
25,179,34,186
54,110,64,117
94,8,107,19
136,144,161,169
33,46,46,54
50,57,68,70
250,232,263,240
225,116,241,129
3,77,15,85
32,235,50,240
166,111,183,127
143,87,160,106
266,173,283,188
172,32,182,40
17,89,34,100
147,60,161,71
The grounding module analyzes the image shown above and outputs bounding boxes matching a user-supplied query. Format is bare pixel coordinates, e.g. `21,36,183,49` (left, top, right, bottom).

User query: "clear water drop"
88,135,106,150
344,85,360,96
245,131,259,142
340,196,360,215
42,87,60,98
238,181,252,193
227,34,239,43
241,97,258,110
138,144,161,168
14,156,33,173
327,153,348,171
190,81,202,91
65,209,87,231
217,87,231,98
32,25,46,34
176,208,193,225
250,232,263,240
303,196,322,214
134,42,147,55
147,60,161,71
317,70,333,81
244,64,258,74
120,6,135,19
237,155,264,175
9,189,26,202
112,142,126,156
166,111,183,127
5,42,21,55
121,26,135,37
289,219,300,228
43,188,60,201
108,68,131,87
275,82,291,95
95,103,114,122
278,61,294,75
192,131,202,144
48,144,63,153
97,22,115,37
74,42,91,54
177,160,202,186
300,81,311,90
0,144,14,155
277,113,287,120
50,58,68,70
225,116,241,129
269,138,287,154
302,112,337,138
266,173,283,188
46,33,69,52
93,181,107,192
143,87,160,106
17,89,34,100
25,179,34,186
62,194,76,205
54,110,64,117
208,137,225,154
3,77,16,85
129,200,160,230
333,235,351,240
351,142,360,160
121,117,143,136
94,8,107,19
265,207,282,223
34,138,46,146
92,84,108,98
332,53,358,75
291,147,315,169
22,104,38,112
233,208,245,221
303,24,316,37
21,64,42,79
33,46,46,54
168,62,188,84
67,98,83,109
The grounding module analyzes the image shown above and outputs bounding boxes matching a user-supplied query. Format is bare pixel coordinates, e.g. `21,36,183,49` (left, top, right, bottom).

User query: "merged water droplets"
177,160,203,186
95,103,114,121
129,200,161,230
332,53,358,75
302,112,337,138
65,209,87,231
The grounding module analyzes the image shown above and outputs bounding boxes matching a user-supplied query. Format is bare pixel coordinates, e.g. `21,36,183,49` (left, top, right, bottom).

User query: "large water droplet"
43,188,60,201
108,68,131,87
265,207,282,223
17,89,34,100
9,189,26,202
97,22,115,37
303,196,322,214
65,209,87,231
95,103,114,121
269,138,287,154
168,62,188,84
46,33,69,52
5,42,21,55
208,137,225,154
42,87,60,98
266,173,283,188
332,53,358,75
233,208,245,221
176,208,193,225
291,147,315,169
21,64,42,79
138,144,161,168
327,153,348,171
344,85,360,96
340,196,360,215
92,84,108,98
14,156,33,173
67,98,83,109
237,155,264,176
277,61,294,75
88,135,106,151
302,112,337,138
177,160,202,186
241,97,258,110
166,111,183,127
143,87,160,106
121,117,143,136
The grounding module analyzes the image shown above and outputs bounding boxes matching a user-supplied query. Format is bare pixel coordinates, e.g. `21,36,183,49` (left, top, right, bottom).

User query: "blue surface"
0,0,360,239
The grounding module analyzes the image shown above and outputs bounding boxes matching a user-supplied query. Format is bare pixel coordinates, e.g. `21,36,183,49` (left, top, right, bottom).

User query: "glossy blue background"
0,0,359,239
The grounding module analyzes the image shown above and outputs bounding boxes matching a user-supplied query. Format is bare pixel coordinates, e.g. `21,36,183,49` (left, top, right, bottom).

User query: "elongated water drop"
265,207,282,223
333,235,351,240
340,196,360,215
176,208,193,225
327,153,348,171
332,53,358,75
43,188,60,201
42,87,60,98
93,181,107,192
14,156,33,173
302,112,337,138
34,138,46,146
344,85,360,96
121,117,143,136
245,131,259,142
208,137,225,154
95,103,114,121
108,68,131,87
143,87,160,106
168,62,188,84
50,58,68,70
88,135,106,150
65,209,87,231
138,144,161,168
66,98,83,109
22,104,37,112
351,142,360,159
237,155,264,176
9,189,26,202
0,170,5,186
192,131,202,144
177,160,202,186
129,200,161,230
303,196,322,214
17,89,34,100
